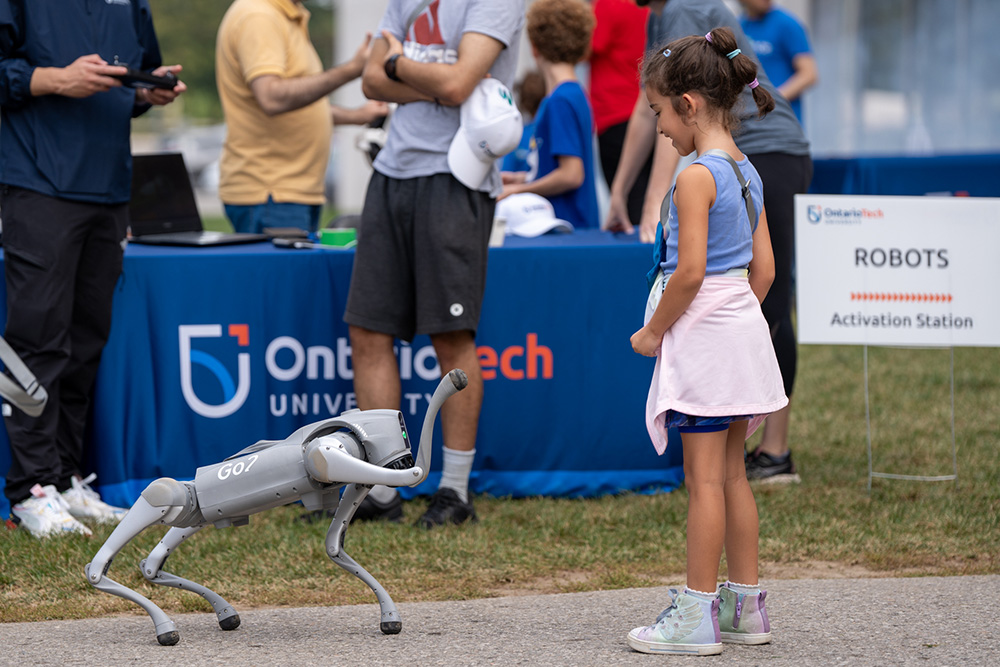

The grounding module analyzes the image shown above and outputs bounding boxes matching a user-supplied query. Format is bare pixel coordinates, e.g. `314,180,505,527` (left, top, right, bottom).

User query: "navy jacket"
0,0,163,204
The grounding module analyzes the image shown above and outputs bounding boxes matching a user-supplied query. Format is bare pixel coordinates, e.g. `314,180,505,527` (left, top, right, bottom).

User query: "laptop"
128,153,268,246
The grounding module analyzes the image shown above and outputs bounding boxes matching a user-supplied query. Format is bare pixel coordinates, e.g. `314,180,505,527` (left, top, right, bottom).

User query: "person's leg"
348,326,401,412
719,420,771,644
2,188,84,506
428,330,482,455
412,174,492,527
56,203,128,489
598,121,652,227
597,123,625,192
681,428,729,593
722,421,757,585
261,197,321,234
427,329,483,508
628,424,726,654
746,153,812,465
341,173,414,521
224,203,265,234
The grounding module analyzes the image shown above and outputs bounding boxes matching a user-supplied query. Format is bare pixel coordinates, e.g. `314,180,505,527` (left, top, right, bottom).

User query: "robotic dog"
85,369,467,646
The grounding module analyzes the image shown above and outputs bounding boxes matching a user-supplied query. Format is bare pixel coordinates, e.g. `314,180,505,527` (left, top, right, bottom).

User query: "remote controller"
111,56,178,90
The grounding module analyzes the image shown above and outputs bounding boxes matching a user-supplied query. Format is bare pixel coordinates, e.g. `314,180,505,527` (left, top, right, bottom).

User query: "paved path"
4,575,996,666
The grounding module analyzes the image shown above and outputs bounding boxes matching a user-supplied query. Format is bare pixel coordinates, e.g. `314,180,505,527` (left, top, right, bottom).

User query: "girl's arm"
748,206,775,304
631,165,714,357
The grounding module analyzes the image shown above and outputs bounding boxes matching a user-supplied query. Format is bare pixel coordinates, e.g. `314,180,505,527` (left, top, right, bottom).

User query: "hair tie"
748,78,759,90
727,48,741,60
662,48,672,58
704,32,713,43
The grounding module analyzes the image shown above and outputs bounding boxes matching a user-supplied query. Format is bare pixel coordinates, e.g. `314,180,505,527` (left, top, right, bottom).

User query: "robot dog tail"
411,368,467,487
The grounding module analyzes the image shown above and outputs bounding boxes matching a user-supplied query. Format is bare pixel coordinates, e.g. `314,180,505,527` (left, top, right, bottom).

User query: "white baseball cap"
448,78,523,190
497,193,575,237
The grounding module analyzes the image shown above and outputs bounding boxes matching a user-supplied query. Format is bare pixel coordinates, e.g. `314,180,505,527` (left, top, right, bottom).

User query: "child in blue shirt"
739,0,818,124
499,0,599,229
626,27,786,656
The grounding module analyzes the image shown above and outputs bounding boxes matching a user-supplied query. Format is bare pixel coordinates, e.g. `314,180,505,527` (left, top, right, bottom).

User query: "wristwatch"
384,54,402,82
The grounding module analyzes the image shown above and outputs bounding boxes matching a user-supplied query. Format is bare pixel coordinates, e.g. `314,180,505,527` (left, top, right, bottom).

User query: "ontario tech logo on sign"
179,324,251,418
807,205,823,223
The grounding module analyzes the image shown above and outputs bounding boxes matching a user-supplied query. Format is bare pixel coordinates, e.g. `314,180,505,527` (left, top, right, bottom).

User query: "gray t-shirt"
648,0,810,156
373,0,524,193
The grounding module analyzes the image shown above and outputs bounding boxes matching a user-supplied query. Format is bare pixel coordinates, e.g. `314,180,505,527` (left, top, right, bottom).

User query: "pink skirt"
644,276,788,455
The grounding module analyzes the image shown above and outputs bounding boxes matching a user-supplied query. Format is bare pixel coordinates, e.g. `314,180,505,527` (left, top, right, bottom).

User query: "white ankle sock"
684,587,718,601
367,484,398,504
726,580,761,596
439,447,475,503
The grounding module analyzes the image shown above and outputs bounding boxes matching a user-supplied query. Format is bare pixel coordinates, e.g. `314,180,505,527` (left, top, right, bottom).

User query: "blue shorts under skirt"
664,410,754,434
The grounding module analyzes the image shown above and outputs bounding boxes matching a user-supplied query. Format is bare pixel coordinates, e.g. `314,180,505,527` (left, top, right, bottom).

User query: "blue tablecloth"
0,230,683,517
811,153,1000,197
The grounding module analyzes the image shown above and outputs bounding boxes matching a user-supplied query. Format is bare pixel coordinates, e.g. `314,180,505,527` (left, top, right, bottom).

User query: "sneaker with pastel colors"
718,582,771,644
61,473,128,523
627,589,723,655
11,484,93,538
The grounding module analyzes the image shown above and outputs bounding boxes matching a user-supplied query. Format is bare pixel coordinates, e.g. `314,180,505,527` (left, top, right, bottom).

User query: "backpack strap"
703,149,757,231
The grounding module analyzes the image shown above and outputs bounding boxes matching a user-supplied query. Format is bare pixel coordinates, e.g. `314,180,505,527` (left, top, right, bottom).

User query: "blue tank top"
658,153,764,276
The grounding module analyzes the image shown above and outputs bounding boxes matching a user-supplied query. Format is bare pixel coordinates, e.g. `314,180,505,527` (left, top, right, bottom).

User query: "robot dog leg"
141,525,241,632
325,483,403,634
316,369,470,634
85,478,207,646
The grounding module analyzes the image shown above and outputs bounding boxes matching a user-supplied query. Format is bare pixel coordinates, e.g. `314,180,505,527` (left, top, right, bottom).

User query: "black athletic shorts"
344,171,495,342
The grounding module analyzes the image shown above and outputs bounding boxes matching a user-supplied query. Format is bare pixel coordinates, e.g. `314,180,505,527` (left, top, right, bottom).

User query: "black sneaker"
415,488,477,529
353,491,404,523
297,491,404,524
745,448,801,484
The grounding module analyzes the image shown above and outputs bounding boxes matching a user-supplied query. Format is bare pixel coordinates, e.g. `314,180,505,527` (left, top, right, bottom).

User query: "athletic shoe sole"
749,472,801,485
721,631,772,644
627,632,723,655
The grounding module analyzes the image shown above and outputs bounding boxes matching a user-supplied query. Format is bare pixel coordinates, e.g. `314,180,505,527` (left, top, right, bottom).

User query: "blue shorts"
664,410,753,434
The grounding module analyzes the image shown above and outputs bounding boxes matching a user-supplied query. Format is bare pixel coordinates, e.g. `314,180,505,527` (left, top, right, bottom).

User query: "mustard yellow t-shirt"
216,0,332,206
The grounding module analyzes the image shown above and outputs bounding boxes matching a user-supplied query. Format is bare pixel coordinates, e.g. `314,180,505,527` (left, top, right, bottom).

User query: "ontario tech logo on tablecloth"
178,324,556,420
179,324,251,418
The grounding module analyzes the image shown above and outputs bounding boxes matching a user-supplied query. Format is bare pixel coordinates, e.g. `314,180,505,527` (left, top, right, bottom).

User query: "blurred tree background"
147,0,336,122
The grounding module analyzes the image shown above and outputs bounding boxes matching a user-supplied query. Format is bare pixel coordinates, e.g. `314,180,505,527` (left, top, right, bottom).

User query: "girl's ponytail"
704,27,774,119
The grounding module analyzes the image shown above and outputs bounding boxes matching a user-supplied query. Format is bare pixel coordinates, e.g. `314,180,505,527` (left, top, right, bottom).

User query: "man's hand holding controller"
28,54,185,105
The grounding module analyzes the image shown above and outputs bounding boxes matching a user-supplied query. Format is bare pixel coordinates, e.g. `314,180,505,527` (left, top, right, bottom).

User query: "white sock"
367,484,398,504
684,587,717,602
439,447,475,503
726,580,761,596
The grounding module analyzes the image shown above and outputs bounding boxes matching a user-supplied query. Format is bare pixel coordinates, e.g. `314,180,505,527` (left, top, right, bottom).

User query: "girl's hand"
630,325,662,357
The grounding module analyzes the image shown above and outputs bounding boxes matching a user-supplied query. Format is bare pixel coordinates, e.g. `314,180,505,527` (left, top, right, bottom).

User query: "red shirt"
589,0,649,135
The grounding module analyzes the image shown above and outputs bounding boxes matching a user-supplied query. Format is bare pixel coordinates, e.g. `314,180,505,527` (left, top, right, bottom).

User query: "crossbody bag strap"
404,0,437,35
703,149,757,231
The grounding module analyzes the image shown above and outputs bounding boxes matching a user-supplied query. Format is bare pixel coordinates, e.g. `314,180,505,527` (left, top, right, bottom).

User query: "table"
0,230,683,516
810,153,1000,197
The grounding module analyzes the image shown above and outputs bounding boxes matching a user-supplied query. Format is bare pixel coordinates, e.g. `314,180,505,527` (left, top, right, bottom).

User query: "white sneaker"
61,473,128,523
12,484,93,538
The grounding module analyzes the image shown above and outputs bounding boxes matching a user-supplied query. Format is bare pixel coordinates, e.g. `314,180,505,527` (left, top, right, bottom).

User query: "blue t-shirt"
660,153,764,276
740,7,813,123
528,81,600,229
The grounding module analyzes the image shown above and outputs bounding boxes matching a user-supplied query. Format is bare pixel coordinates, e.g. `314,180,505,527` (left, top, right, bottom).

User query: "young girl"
626,27,787,656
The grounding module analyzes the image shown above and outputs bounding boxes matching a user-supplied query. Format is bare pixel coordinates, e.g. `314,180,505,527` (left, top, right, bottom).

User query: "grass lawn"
1,344,997,623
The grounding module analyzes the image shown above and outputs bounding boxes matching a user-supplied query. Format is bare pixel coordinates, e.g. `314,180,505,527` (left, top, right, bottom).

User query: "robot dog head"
305,409,415,481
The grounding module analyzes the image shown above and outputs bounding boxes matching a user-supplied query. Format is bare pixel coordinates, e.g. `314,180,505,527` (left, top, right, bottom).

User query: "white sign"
794,195,1000,347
